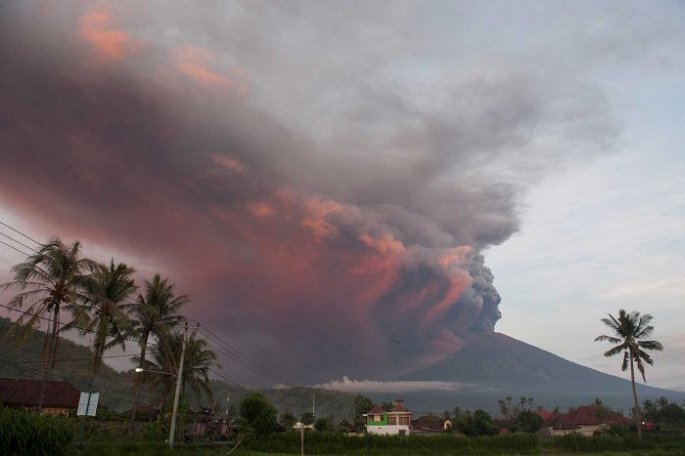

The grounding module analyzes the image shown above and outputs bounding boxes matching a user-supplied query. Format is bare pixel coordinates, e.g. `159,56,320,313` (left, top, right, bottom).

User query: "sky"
0,1,683,390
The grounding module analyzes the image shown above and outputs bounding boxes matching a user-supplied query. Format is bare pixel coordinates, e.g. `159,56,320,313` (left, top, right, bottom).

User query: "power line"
0,219,41,245
0,238,32,256
0,353,136,366
0,230,39,254
207,366,248,392
187,317,289,385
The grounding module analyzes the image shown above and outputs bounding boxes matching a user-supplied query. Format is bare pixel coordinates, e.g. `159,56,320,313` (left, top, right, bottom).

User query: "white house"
364,399,412,436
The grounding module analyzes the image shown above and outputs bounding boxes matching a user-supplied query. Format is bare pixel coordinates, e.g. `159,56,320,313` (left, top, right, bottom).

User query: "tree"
511,410,543,433
1,238,95,410
353,395,373,429
279,410,297,429
336,418,353,433
81,260,136,386
300,412,315,426
595,309,663,440
315,416,332,432
239,392,277,437
498,396,513,420
456,409,498,437
129,275,188,428
643,397,685,429
147,331,218,408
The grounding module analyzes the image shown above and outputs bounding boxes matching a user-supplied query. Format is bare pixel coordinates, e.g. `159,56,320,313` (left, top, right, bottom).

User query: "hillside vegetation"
0,317,355,418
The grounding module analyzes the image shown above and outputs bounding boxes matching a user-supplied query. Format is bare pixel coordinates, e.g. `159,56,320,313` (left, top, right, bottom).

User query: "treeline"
1,237,218,415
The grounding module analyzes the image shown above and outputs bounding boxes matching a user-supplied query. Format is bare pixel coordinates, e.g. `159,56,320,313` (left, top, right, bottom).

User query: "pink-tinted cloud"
172,46,250,95
78,9,137,60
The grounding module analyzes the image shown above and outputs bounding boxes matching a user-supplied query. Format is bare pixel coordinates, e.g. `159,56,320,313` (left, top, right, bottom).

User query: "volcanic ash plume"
0,2,613,382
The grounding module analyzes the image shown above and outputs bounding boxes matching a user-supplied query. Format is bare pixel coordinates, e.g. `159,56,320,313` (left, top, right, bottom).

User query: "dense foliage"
511,409,543,433
0,408,74,456
643,397,685,430
456,409,499,436
239,392,278,437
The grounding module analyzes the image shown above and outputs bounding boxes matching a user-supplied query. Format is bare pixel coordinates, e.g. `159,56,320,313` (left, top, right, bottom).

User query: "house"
536,405,632,437
562,404,631,436
411,415,452,434
364,399,412,435
0,378,80,416
535,410,578,436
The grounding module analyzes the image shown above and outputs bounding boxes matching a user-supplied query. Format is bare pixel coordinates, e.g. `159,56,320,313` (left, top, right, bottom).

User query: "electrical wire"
0,219,41,245
0,238,32,256
185,316,293,386
0,230,39,254
0,219,278,392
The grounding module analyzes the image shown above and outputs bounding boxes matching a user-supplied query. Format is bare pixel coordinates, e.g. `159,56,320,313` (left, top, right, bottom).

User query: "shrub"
0,408,74,456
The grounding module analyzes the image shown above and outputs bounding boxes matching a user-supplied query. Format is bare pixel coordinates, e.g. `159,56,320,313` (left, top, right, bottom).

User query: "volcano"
394,332,684,413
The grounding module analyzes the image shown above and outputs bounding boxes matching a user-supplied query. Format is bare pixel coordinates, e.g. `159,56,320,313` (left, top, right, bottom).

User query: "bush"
0,408,74,456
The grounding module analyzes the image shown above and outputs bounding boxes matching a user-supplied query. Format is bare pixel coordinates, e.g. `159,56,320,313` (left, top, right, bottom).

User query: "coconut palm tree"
146,331,218,409
80,260,137,386
595,309,663,440
129,275,188,428
1,238,95,411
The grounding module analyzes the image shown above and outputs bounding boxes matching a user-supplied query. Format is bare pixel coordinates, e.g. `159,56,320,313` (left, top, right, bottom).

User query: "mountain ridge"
393,331,684,413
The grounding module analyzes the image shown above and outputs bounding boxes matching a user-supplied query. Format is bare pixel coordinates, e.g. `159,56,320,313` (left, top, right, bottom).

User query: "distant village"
1,377,678,441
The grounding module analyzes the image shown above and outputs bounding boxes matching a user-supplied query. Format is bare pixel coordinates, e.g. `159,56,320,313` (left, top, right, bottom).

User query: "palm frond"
638,340,663,351
621,351,629,371
603,344,627,357
594,335,621,343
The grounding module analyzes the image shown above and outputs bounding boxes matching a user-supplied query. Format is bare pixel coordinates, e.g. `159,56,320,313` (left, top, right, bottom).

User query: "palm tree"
147,331,218,409
1,238,95,411
129,275,188,427
595,309,663,440
81,260,137,386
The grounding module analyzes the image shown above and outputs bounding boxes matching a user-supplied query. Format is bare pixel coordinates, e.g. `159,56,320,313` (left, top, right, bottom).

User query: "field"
62,433,685,456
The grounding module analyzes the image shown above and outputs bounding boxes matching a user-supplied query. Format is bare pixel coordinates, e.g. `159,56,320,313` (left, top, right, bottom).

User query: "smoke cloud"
0,2,614,383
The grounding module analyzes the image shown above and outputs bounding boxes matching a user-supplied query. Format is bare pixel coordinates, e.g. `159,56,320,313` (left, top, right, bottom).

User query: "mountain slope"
0,317,356,417
398,332,684,412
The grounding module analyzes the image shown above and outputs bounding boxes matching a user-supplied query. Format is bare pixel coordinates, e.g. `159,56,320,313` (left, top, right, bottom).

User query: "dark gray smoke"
0,1,615,383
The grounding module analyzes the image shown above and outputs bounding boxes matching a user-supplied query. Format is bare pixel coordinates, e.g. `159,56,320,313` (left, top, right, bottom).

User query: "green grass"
61,428,685,456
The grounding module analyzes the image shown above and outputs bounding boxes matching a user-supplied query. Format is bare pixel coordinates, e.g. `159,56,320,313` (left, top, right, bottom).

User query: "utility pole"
168,322,188,449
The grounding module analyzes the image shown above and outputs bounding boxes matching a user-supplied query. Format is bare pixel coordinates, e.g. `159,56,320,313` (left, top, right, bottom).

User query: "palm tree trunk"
129,333,149,435
629,350,642,441
37,305,60,412
90,320,107,386
48,305,60,369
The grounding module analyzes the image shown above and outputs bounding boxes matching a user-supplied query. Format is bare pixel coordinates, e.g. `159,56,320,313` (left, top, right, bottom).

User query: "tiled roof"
367,405,385,414
535,409,555,422
563,405,631,426
391,402,408,412
0,378,80,409
545,413,578,430
411,415,444,432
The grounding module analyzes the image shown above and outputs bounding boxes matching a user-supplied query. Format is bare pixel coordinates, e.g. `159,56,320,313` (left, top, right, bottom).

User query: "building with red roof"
364,399,412,435
0,378,80,416
536,405,631,436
